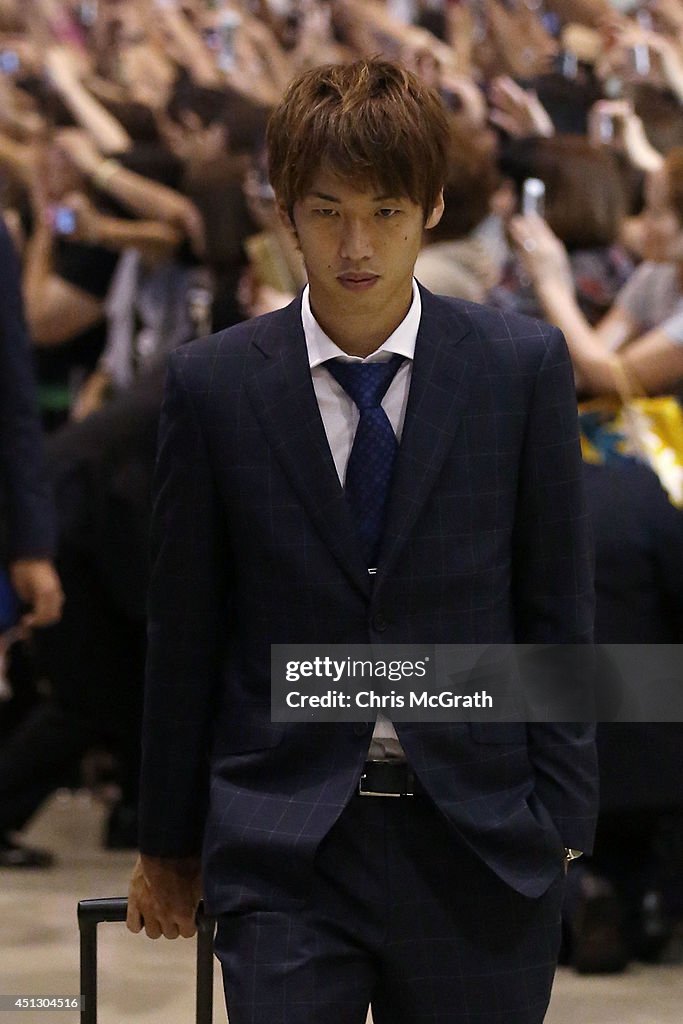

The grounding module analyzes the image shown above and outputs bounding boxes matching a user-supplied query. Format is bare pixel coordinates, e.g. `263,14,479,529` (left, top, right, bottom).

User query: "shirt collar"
302,280,421,368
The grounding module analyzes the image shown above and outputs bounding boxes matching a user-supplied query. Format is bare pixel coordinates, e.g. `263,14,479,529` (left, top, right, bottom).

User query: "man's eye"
315,208,338,217
377,208,400,218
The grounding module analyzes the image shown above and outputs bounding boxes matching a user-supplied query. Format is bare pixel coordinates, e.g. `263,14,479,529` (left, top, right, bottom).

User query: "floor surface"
2,792,682,1024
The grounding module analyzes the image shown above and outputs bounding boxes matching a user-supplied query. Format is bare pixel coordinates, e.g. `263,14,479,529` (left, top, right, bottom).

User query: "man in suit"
128,61,597,1024
0,217,64,867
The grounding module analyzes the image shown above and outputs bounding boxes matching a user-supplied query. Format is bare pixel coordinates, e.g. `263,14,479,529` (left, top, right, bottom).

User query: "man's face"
285,170,443,332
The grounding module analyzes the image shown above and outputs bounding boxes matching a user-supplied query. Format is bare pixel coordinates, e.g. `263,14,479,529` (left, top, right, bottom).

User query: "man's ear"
425,190,445,231
277,201,296,234
277,201,302,250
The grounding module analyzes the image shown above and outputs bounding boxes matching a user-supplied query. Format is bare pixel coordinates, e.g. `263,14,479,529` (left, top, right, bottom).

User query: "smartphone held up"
522,177,545,219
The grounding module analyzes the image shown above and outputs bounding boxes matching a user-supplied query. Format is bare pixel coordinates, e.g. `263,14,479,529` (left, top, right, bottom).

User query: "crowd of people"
1,0,683,982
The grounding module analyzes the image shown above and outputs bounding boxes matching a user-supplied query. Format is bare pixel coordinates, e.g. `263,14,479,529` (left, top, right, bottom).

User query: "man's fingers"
126,903,143,934
127,896,195,941
149,907,197,939
144,917,163,940
128,853,201,940
178,916,198,939
127,900,176,940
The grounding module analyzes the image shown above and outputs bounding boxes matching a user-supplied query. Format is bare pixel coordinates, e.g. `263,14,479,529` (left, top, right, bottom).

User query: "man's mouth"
337,273,380,290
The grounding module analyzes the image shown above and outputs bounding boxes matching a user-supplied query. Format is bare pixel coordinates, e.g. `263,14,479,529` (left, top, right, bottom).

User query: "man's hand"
9,559,64,629
127,854,202,939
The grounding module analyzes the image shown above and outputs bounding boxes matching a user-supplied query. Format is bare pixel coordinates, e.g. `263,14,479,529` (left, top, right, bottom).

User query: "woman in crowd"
511,148,683,397
489,135,635,326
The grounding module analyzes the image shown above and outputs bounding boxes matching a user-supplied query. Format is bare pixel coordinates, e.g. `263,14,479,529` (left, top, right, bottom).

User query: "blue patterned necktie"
326,354,405,566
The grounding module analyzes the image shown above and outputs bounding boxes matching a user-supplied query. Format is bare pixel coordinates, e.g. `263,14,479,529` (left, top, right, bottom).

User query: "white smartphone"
217,10,241,71
522,178,545,218
630,41,651,78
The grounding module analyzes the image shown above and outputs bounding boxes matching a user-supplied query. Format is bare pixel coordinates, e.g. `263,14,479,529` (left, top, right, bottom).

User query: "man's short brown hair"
266,59,450,219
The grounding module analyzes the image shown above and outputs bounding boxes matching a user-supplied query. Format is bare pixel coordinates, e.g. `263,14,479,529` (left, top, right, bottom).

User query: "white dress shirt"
301,281,422,760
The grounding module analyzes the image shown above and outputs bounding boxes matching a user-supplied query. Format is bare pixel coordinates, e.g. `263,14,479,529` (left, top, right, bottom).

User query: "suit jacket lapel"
244,297,371,597
377,287,476,580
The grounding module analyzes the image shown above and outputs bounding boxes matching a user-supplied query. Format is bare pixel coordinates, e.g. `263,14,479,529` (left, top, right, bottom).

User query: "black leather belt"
358,759,416,798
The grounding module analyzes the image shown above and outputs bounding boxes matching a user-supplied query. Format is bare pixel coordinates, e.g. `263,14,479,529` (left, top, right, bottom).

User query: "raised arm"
45,46,132,155
62,190,182,263
510,214,683,396
55,128,206,257
588,100,664,175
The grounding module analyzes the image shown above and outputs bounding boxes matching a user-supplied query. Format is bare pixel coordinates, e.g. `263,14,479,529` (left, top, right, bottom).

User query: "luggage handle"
77,898,216,1024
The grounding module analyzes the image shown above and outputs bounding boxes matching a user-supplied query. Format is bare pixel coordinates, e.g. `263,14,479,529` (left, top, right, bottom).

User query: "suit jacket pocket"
468,723,527,744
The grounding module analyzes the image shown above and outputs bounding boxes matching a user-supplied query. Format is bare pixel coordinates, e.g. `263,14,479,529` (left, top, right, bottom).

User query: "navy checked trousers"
214,791,566,1024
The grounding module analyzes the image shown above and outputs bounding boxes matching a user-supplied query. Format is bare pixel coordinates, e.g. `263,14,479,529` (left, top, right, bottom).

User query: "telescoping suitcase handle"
77,897,216,1024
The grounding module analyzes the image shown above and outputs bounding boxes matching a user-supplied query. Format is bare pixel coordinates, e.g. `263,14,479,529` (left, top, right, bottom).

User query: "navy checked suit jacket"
0,220,56,561
140,285,598,912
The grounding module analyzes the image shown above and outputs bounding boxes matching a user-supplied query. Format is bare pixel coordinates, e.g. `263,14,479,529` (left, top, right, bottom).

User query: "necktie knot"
326,354,405,411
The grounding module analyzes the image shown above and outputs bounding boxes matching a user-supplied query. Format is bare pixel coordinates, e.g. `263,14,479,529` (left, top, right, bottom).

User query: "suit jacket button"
353,723,369,736
372,613,389,632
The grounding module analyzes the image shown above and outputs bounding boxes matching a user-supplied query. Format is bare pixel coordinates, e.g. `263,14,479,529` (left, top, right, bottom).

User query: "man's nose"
340,219,373,261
